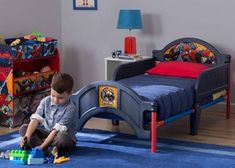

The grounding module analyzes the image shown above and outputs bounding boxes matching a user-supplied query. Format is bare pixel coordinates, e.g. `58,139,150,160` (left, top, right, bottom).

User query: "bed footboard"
71,80,157,139
195,59,231,119
195,63,230,101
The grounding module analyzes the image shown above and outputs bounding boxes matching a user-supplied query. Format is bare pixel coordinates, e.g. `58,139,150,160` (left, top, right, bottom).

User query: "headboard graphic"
153,38,230,65
164,42,216,64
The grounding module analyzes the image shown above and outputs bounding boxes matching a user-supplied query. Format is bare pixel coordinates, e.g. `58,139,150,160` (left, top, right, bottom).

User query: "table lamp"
117,9,143,55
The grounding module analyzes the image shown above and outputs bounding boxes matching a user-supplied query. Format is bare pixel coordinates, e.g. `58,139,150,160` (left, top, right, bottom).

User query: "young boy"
19,72,77,155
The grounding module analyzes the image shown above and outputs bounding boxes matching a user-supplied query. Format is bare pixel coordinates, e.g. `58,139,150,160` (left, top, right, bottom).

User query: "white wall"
62,0,235,104
0,0,61,49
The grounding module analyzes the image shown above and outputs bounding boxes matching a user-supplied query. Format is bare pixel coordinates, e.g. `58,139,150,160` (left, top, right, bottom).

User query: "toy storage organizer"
0,38,60,127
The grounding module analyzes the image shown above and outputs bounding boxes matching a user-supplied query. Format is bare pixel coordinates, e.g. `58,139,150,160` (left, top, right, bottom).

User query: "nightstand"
104,56,150,80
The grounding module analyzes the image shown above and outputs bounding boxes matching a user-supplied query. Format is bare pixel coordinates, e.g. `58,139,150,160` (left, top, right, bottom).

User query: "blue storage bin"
42,39,57,57
5,37,57,60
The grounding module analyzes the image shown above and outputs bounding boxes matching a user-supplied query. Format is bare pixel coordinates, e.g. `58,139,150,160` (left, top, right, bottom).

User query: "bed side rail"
113,58,155,81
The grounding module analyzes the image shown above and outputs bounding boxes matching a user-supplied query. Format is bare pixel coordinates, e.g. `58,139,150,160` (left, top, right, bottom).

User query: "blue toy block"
28,155,44,165
30,148,44,158
27,148,44,164
9,148,44,165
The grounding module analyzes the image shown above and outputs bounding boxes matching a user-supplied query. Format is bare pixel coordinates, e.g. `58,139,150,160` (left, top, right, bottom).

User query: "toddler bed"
71,37,231,153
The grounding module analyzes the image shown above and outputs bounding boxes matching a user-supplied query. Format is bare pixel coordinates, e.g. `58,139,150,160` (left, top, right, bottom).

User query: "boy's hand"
35,145,44,149
20,136,28,148
20,136,31,150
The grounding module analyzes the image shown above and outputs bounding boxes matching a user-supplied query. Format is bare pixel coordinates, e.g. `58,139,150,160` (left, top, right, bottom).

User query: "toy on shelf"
24,35,36,40
29,31,54,42
30,31,44,39
40,66,51,73
13,69,26,78
0,34,6,45
10,39,21,46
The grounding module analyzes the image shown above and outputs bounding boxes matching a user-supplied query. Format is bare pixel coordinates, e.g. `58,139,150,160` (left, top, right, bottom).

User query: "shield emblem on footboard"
99,86,118,109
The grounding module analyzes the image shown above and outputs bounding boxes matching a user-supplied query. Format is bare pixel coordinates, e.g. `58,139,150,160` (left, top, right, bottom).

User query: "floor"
1,104,234,147
84,104,235,147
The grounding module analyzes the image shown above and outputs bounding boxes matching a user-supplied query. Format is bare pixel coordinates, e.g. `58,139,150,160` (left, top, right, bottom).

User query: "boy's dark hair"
51,73,73,94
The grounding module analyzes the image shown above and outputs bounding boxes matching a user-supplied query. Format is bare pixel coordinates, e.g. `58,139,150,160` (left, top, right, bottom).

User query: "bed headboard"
152,38,230,65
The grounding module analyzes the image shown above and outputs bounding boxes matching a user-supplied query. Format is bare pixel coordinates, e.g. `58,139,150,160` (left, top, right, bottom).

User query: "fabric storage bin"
14,74,37,94
0,89,50,127
42,39,57,57
5,38,43,60
14,71,54,95
5,38,27,60
24,40,43,59
36,71,54,90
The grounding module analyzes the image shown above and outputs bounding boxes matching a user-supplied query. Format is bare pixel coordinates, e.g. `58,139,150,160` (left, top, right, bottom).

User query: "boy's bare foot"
51,146,58,159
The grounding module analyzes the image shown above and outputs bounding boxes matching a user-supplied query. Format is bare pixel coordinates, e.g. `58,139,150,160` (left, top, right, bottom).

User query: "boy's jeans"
19,124,76,155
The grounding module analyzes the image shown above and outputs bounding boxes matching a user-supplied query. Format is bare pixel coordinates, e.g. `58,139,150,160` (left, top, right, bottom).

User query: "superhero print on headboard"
163,42,216,64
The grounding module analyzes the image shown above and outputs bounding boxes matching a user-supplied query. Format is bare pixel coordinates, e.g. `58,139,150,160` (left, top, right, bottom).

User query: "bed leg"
151,111,157,153
226,63,231,119
112,120,119,125
190,107,201,135
226,92,231,119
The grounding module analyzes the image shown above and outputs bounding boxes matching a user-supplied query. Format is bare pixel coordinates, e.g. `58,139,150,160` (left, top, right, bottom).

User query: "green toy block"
9,150,29,164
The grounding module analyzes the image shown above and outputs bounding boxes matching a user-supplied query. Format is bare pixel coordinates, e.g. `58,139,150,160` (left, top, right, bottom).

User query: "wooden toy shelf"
0,44,60,127
13,52,60,96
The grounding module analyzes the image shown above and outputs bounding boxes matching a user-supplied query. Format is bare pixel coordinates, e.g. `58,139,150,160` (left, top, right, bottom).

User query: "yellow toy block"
54,156,70,164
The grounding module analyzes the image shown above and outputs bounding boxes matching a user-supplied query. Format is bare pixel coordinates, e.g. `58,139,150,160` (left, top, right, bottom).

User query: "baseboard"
208,102,235,113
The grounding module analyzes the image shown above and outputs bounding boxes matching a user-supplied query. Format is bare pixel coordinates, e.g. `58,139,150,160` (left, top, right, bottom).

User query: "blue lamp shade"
117,10,143,30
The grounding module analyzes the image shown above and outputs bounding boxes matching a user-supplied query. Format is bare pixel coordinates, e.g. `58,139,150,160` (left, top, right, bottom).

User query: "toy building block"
51,146,70,164
0,150,10,159
9,150,29,164
30,148,44,158
27,148,44,165
27,155,44,165
54,156,70,164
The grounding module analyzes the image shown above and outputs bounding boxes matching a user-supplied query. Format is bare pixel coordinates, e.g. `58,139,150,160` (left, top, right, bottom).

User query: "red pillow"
146,61,209,78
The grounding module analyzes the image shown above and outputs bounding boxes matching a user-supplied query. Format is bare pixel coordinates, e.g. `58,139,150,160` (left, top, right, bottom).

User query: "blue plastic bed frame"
71,37,231,153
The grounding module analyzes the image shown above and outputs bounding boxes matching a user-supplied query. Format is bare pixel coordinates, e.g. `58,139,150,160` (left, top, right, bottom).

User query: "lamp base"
124,36,136,55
